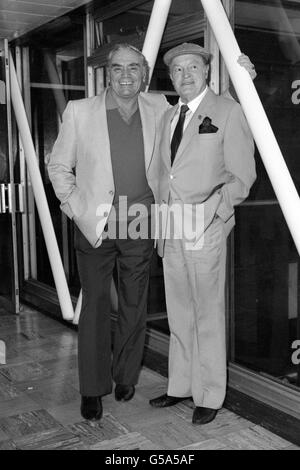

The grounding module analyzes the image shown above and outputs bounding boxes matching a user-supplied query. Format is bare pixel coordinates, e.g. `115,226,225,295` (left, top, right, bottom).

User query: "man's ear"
169,71,174,85
205,64,211,83
205,65,209,80
107,69,111,86
143,65,149,84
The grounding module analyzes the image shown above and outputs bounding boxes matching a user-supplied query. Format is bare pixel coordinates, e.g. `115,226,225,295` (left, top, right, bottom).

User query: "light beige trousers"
163,216,227,409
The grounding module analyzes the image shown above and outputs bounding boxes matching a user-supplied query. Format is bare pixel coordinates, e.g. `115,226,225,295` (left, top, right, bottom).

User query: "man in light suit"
48,41,255,423
48,43,169,421
150,43,256,425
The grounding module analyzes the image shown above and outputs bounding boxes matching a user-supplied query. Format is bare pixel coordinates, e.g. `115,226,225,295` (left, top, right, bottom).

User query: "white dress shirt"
170,86,208,140
168,86,209,246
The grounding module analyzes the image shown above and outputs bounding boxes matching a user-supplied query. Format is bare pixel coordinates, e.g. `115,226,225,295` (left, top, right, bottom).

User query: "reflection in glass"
0,51,7,183
94,0,204,48
27,20,85,294
231,0,300,389
0,46,12,302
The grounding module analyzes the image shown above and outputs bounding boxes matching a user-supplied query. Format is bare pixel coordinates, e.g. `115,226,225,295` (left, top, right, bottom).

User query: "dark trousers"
75,226,153,396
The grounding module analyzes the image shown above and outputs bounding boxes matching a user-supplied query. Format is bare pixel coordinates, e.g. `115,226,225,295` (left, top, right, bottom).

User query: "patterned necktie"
170,104,189,166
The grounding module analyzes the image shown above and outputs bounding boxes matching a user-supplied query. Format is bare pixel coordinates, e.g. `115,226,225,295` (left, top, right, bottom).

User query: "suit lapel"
92,89,114,177
173,89,217,165
92,91,157,178
162,104,179,168
138,93,156,173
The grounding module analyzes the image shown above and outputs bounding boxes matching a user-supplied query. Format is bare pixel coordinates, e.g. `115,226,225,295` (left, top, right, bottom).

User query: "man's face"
170,54,209,103
109,48,145,99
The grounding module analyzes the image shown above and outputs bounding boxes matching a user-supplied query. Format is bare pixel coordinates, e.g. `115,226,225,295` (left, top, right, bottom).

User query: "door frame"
0,39,20,314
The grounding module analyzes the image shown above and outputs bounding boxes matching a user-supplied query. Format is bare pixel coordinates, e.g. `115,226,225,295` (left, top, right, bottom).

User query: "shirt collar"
106,87,139,123
106,87,118,110
178,86,208,114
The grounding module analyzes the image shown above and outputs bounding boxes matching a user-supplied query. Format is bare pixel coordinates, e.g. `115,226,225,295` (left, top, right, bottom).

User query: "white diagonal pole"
73,289,82,325
9,51,74,321
201,0,300,255
142,0,173,89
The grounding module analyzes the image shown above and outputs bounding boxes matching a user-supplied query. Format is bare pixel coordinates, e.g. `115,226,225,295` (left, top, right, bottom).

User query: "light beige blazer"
48,89,169,248
157,88,256,256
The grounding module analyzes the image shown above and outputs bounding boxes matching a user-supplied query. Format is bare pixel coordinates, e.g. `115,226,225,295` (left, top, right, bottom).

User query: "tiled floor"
0,304,298,450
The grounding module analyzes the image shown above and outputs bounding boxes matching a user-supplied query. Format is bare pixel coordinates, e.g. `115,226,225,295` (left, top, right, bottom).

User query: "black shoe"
80,395,103,421
149,393,188,408
192,406,218,425
115,384,135,402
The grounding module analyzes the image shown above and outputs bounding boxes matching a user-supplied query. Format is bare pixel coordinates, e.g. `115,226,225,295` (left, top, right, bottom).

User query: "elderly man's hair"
107,43,150,77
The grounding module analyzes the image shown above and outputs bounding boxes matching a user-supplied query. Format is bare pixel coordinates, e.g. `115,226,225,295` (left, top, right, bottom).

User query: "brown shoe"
192,406,218,424
115,384,135,401
149,393,188,408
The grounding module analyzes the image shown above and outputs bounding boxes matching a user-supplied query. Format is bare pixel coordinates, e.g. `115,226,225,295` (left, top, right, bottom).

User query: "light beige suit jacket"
48,89,169,248
157,88,256,256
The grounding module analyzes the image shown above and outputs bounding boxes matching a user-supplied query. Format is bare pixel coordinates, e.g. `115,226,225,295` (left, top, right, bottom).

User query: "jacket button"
109,190,114,195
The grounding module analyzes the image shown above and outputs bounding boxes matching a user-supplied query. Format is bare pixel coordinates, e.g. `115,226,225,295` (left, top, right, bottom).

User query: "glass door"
0,40,20,314
231,0,300,389
17,14,85,311
223,0,300,417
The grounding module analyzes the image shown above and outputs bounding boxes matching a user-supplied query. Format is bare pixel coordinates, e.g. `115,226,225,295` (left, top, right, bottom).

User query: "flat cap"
163,42,211,67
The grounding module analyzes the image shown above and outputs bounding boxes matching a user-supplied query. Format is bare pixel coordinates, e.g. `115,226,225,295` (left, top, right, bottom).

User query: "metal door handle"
0,184,7,213
7,182,12,213
0,183,24,213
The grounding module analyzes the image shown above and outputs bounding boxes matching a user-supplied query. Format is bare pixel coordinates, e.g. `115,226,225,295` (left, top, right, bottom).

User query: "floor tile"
0,440,17,450
103,391,174,429
0,304,297,451
247,425,294,449
0,362,52,383
0,427,9,442
89,431,161,450
179,438,228,450
24,380,78,408
138,418,209,449
14,427,83,450
0,396,39,418
0,378,23,400
2,346,33,366
137,381,169,400
173,407,252,438
67,413,129,446
222,426,293,450
24,344,76,362
0,409,62,440
40,356,78,375
47,401,82,426
137,368,168,387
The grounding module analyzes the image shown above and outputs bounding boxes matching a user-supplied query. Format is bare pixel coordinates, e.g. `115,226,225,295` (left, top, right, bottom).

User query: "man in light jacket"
48,41,255,423
48,43,169,421
150,43,256,425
